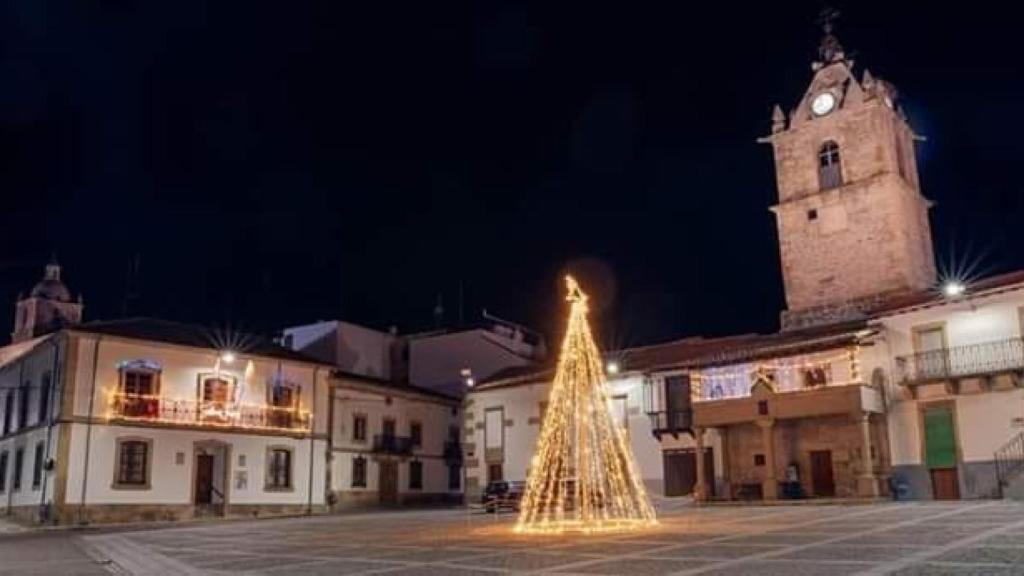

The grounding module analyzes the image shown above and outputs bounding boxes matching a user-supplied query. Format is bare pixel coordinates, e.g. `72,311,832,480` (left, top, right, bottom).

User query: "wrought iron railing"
108,393,310,431
995,432,1024,490
894,337,1024,384
372,434,414,456
647,410,692,433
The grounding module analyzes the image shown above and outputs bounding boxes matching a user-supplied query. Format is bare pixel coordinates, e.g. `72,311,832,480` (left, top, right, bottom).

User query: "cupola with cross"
12,257,84,343
761,11,937,329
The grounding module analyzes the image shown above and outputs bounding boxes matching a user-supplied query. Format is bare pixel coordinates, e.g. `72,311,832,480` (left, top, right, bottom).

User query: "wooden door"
930,468,960,500
663,451,694,497
810,451,835,497
195,454,214,504
663,449,713,497
924,405,960,500
702,448,715,498
378,461,398,505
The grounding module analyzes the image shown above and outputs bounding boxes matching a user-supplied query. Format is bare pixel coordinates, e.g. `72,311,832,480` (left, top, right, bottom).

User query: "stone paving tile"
375,547,505,563
175,552,268,568
198,555,308,572
554,557,714,575
716,532,834,545
935,546,1024,564
250,558,395,575
698,559,870,576
843,530,977,546
653,543,783,559
776,544,926,561
890,562,1024,576
552,540,675,555
978,533,1024,547
450,551,594,570
369,566,504,576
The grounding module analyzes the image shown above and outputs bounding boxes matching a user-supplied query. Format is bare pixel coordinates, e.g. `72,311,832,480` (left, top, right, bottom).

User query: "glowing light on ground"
514,276,657,535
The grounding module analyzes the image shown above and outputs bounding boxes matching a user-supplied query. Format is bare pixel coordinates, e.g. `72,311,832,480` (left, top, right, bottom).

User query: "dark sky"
2,2,1022,349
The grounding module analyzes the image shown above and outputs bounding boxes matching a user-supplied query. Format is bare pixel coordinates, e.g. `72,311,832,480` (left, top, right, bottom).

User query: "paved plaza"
66,501,1024,575
2,501,1024,575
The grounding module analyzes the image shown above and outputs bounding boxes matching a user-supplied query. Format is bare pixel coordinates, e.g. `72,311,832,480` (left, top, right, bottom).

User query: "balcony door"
912,324,948,380
664,376,691,430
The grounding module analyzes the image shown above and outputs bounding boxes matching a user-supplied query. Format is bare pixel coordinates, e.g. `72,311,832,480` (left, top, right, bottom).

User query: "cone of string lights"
514,276,657,535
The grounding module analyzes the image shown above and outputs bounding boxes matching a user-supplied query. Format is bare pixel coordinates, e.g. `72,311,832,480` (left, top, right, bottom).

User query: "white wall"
0,335,65,513
879,287,1024,468
62,333,329,508
283,321,398,381
63,423,326,506
330,381,461,496
410,330,534,397
882,292,1024,357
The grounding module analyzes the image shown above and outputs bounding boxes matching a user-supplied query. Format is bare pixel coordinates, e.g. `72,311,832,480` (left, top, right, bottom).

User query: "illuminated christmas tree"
515,276,657,534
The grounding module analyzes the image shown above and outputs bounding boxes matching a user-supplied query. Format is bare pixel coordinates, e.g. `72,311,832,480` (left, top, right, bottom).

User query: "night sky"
2,2,1022,349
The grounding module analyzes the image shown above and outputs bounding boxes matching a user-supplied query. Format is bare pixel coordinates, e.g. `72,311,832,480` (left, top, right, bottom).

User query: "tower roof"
29,260,72,302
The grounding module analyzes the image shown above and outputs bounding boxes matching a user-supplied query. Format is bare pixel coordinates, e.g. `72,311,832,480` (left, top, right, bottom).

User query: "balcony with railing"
108,393,311,432
646,410,693,439
895,337,1024,387
372,434,414,456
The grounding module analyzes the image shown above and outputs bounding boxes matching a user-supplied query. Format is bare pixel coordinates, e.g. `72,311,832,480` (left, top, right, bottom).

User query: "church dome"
30,262,72,302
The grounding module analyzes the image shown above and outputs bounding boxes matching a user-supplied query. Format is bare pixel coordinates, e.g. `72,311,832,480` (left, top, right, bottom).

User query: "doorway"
194,441,229,514
663,448,714,497
809,450,835,497
923,405,960,500
379,460,398,505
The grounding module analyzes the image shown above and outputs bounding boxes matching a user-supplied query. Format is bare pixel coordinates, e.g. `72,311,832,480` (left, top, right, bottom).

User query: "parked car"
482,480,526,512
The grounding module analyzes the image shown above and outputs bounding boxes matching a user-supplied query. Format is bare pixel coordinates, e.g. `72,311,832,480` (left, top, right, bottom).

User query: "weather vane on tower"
816,7,845,65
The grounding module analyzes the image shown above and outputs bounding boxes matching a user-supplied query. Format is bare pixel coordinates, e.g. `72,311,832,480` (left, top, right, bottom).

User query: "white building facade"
1,318,331,525
327,374,462,508
877,273,1024,500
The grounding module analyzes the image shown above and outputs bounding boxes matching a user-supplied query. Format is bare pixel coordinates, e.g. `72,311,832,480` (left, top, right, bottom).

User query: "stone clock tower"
763,23,937,330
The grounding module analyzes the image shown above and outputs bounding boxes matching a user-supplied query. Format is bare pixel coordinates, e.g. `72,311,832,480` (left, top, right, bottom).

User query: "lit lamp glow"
606,361,620,375
514,276,657,535
942,280,966,298
220,351,237,364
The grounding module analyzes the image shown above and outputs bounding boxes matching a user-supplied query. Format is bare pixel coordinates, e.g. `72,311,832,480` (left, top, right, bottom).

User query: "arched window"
818,141,843,190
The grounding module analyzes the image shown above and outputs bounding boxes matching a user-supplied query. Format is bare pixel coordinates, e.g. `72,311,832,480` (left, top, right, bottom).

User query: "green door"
923,406,957,468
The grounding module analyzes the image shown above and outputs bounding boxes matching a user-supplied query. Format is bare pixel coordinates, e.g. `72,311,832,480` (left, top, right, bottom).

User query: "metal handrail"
894,337,1024,384
647,410,692,432
372,434,414,455
995,432,1024,488
108,393,310,431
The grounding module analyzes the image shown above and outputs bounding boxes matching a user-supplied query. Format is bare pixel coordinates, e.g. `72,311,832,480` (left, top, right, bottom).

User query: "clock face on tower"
811,92,836,116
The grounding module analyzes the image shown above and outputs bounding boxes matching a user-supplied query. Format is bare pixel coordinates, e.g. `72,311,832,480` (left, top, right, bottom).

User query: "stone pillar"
693,427,706,502
720,427,731,499
857,412,880,498
757,419,778,500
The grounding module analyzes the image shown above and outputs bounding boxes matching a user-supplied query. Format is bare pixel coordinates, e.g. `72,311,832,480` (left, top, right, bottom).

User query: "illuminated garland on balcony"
514,276,657,535
105,391,311,432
